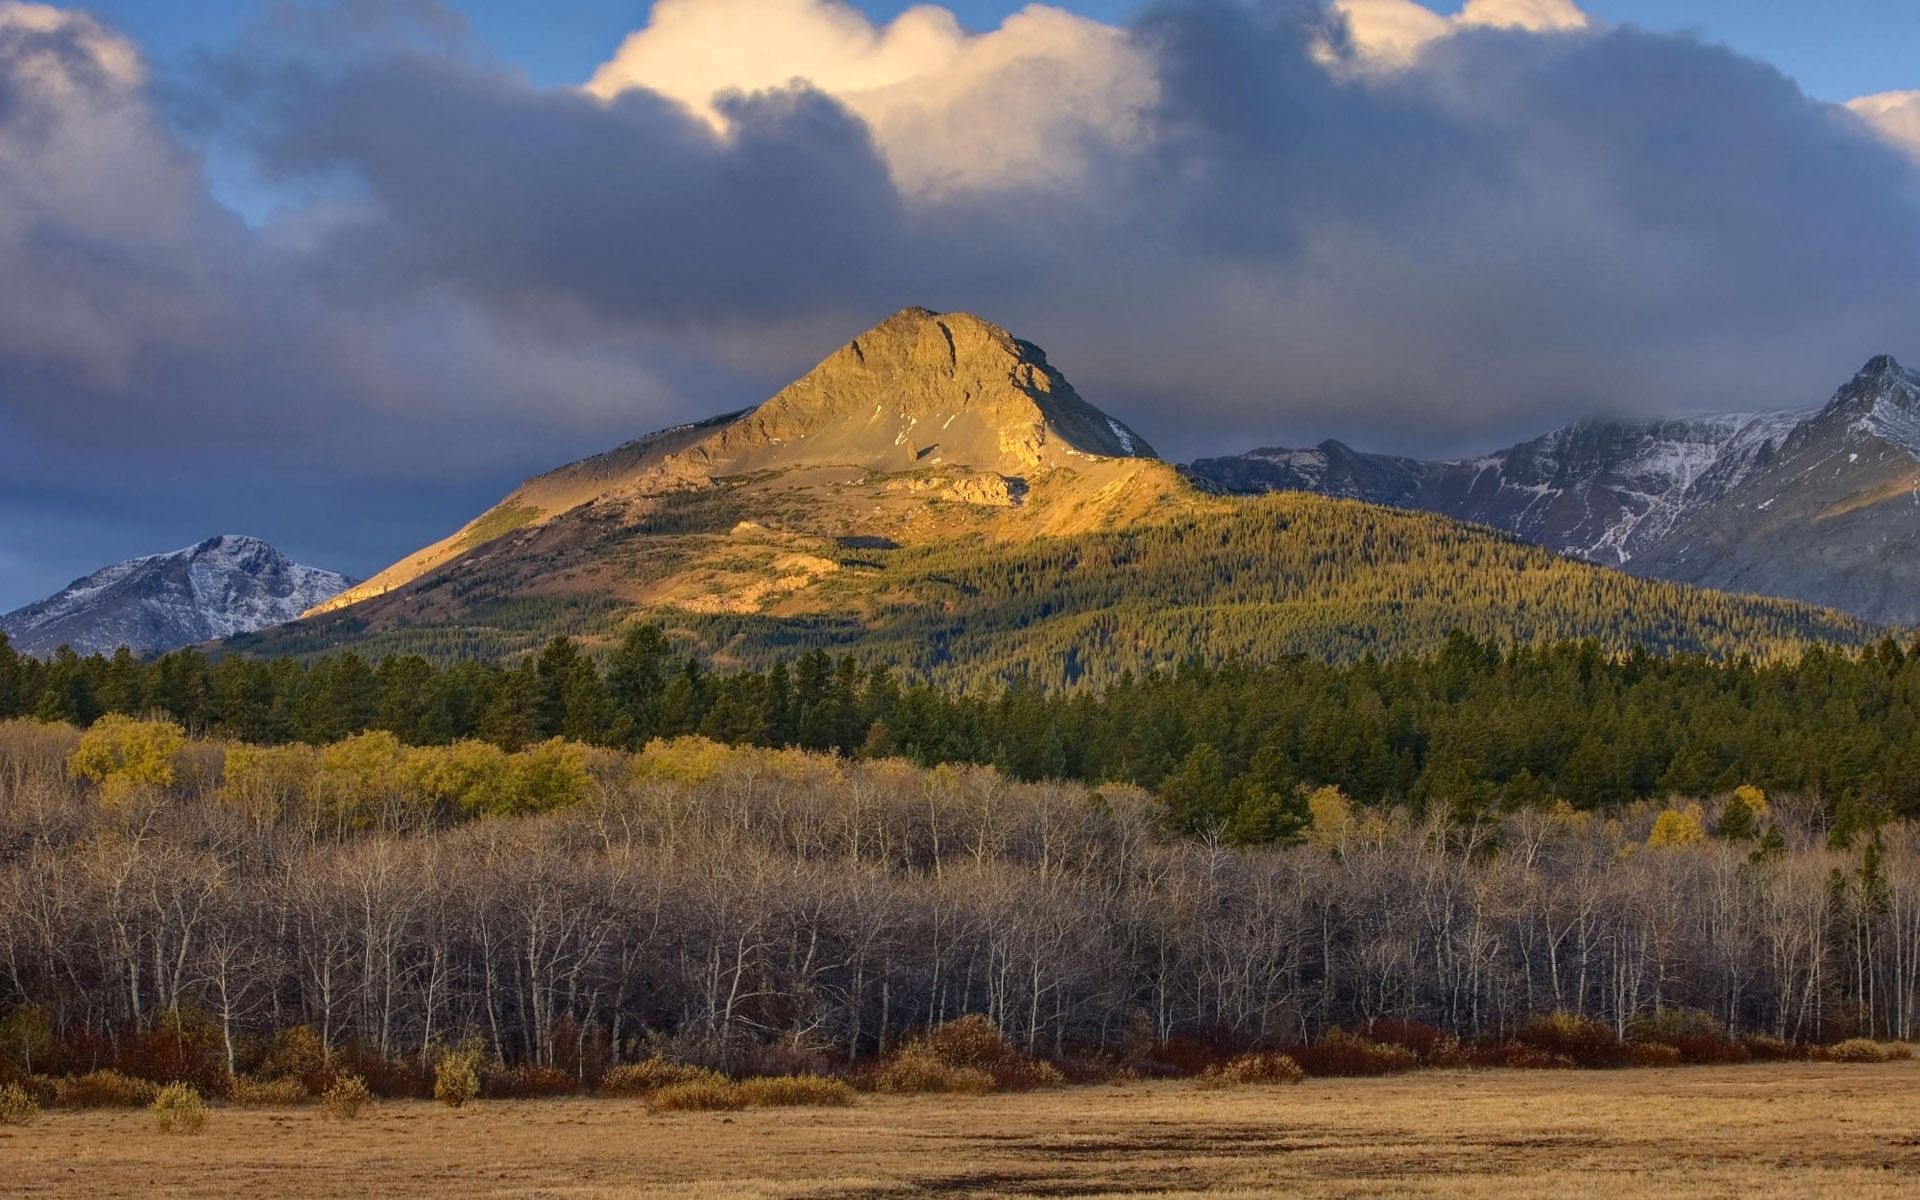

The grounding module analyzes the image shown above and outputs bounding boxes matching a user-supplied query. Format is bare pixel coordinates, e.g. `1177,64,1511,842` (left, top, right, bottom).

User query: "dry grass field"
5,1064,1920,1198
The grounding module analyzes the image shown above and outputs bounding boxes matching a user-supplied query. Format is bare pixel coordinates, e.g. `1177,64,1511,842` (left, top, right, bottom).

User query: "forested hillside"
2,719,1917,1098
237,493,1876,688
11,625,1920,827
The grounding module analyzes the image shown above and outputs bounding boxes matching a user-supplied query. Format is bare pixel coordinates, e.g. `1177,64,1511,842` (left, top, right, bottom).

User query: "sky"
2,0,1920,611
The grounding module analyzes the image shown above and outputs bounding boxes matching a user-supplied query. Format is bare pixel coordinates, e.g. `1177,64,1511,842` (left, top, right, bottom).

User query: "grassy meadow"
5,1064,1919,1198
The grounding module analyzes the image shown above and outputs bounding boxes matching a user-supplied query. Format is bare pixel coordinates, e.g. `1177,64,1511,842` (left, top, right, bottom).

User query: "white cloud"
1849,91,1920,163
0,2,143,90
1457,0,1589,33
1331,0,1588,71
584,0,1153,196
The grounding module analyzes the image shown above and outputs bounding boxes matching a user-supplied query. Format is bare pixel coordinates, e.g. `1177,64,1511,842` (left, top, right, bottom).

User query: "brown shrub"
733,1074,857,1107
150,1083,207,1134
1364,1019,1451,1062
0,1081,41,1125
1740,1033,1799,1062
1885,1042,1916,1061
918,1015,1061,1091
55,1070,160,1108
1196,1052,1305,1088
1823,1038,1891,1063
232,1075,309,1107
256,1025,328,1092
648,1080,746,1112
1289,1030,1419,1077
1627,1042,1683,1067
1628,1009,1747,1064
1464,1042,1574,1070
598,1058,727,1096
1514,1013,1628,1069
1142,1035,1226,1078
320,1073,372,1119
481,1065,578,1099
874,1047,996,1095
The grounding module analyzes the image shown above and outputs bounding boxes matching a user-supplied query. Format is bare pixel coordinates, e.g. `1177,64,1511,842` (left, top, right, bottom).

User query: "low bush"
55,1070,160,1108
1628,1010,1747,1064
481,1065,578,1099
733,1073,857,1107
1289,1030,1419,1077
1463,1042,1574,1070
1627,1042,1683,1067
1885,1042,1915,1061
150,1083,207,1134
1823,1038,1891,1063
925,1015,1061,1091
1740,1033,1799,1062
320,1073,372,1119
878,1015,1063,1093
232,1075,309,1107
599,1058,727,1096
1514,1013,1628,1069
1196,1052,1305,1088
1364,1019,1452,1063
434,1050,481,1109
0,1081,41,1125
874,1047,996,1095
648,1079,746,1112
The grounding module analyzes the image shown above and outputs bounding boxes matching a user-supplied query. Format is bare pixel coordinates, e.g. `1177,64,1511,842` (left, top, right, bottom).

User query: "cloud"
1328,0,1586,70
5,0,1920,606
1850,91,1920,162
585,0,1154,195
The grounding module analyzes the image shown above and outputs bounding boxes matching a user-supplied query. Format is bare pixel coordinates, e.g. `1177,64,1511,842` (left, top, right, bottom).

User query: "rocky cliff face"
1,536,354,656
1186,356,1920,624
1637,357,1920,624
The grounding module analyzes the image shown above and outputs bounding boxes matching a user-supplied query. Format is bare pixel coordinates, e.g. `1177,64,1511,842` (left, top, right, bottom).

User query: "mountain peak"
1858,354,1907,380
308,308,1174,618
1816,352,1920,427
678,307,1156,477
1,537,353,657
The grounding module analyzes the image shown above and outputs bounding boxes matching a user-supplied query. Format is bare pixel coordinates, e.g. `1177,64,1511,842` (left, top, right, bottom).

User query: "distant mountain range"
1,535,353,657
1186,356,1920,626
228,308,1873,683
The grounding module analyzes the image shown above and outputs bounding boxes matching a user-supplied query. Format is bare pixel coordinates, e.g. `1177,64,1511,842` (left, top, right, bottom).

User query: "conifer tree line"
8,627,1920,835
2,722,1918,1093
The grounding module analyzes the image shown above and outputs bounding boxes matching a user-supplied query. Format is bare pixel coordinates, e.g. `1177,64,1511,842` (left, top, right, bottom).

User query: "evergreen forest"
9,623,1920,841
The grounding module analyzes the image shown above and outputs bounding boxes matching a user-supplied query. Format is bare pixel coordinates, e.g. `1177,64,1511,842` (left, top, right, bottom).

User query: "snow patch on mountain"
1,535,355,657
1854,370,1920,461
1575,411,1809,563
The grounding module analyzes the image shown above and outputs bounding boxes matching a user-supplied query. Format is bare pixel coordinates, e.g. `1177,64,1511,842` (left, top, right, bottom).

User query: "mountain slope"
2,536,354,656
1187,357,1920,624
313,307,1166,616
239,308,1878,681
1639,357,1920,622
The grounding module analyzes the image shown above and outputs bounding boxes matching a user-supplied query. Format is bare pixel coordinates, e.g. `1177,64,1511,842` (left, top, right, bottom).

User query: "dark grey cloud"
3,0,1920,608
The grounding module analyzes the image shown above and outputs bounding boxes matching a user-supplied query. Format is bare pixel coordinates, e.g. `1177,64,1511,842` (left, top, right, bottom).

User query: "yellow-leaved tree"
1305,785,1354,853
1647,803,1707,849
67,716,186,806
221,743,319,830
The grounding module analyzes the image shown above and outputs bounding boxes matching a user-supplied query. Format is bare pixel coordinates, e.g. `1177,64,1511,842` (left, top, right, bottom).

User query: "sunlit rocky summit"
1,535,353,657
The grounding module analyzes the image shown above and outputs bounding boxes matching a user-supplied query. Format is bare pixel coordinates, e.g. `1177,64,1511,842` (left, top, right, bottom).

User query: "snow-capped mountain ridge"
1185,355,1920,625
2,535,354,657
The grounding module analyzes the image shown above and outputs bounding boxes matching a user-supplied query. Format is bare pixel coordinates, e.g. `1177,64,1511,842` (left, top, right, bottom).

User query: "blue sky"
90,0,1920,100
